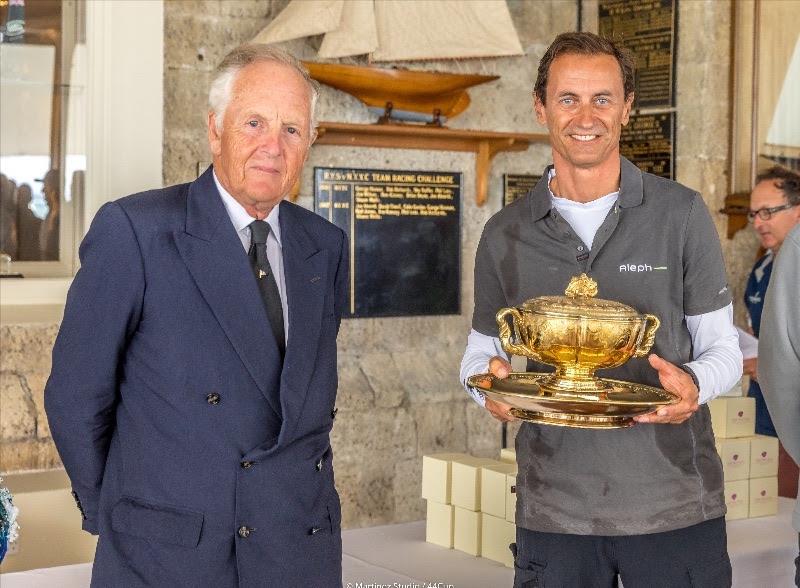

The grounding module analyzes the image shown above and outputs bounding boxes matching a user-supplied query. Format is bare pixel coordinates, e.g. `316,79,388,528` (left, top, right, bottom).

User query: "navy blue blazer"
45,167,348,587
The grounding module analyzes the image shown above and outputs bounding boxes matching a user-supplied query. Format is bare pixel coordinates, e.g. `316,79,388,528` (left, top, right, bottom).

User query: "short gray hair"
208,44,319,137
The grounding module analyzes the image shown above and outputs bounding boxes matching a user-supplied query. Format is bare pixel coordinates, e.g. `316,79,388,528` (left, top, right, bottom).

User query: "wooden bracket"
309,121,548,206
719,191,751,239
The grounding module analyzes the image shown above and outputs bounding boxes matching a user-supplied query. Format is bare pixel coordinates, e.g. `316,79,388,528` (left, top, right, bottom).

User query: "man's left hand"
633,354,699,425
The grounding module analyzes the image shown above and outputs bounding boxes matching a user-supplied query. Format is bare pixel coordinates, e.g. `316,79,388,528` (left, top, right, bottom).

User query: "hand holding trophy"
468,274,679,428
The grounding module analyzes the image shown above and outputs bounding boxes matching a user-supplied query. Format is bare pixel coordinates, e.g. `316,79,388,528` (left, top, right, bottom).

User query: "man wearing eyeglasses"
743,166,800,438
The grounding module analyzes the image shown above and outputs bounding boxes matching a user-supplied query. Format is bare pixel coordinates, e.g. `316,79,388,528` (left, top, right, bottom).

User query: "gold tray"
467,372,680,429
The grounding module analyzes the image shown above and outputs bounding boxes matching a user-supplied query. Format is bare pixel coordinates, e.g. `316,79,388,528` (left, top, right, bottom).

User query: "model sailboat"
252,0,524,125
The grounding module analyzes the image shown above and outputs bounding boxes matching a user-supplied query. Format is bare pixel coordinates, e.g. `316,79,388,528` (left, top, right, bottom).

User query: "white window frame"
1,0,163,309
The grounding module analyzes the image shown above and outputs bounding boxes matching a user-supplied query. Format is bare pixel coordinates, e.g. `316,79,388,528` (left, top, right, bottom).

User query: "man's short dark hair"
534,32,636,105
756,166,800,205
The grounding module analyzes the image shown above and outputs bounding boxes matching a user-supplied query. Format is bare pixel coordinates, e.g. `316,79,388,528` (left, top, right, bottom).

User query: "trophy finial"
564,274,598,298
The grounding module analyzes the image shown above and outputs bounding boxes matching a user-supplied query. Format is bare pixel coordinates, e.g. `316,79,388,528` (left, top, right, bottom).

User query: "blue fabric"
744,252,777,437
45,168,349,587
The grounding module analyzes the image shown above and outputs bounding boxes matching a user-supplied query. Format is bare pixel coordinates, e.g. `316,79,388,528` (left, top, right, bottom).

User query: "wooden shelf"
719,192,750,239
311,121,549,206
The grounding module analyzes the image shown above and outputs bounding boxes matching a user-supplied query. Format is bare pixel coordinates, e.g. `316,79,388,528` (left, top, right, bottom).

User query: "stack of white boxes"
421,449,518,567
709,396,779,519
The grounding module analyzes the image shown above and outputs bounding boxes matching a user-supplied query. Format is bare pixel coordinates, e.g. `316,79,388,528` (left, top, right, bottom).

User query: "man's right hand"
485,356,516,422
743,357,758,382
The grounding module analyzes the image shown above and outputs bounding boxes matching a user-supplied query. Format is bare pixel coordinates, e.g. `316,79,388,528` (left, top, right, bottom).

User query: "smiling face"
534,53,633,174
750,179,800,251
208,60,314,218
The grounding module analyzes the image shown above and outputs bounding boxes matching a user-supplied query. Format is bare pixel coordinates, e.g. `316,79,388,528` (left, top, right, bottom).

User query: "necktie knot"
250,220,270,245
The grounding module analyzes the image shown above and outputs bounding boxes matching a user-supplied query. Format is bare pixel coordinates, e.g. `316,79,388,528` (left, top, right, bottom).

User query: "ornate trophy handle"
633,313,661,357
496,307,531,358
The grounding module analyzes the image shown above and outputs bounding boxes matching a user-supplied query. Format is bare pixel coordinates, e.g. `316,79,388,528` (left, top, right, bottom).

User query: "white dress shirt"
461,170,742,406
213,171,289,340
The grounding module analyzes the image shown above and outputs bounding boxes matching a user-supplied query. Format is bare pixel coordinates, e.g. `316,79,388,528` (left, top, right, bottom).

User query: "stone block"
360,352,405,408
0,324,58,374
394,457,425,523
335,355,373,410
164,68,211,138
330,407,416,466
466,399,501,457
334,460,395,528
412,402,466,456
163,131,211,186
219,0,274,19
25,373,51,439
0,439,61,472
399,348,463,405
1,372,35,442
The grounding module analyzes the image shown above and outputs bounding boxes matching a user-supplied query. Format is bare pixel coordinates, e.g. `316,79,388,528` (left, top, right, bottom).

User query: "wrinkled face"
535,53,633,172
208,61,314,216
750,180,800,250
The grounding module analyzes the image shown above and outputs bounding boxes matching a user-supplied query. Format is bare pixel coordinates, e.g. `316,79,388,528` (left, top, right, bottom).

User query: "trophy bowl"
496,274,660,396
473,274,679,428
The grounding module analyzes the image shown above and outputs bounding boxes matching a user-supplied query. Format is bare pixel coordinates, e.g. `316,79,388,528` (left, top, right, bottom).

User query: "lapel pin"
259,269,267,279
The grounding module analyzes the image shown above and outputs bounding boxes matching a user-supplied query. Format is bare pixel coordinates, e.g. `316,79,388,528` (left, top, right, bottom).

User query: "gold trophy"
467,274,679,428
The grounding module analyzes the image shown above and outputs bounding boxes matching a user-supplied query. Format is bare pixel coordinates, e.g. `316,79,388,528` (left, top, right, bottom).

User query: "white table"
2,499,796,587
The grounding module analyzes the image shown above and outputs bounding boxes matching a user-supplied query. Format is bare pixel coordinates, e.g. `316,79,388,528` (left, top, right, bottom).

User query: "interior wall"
0,0,761,535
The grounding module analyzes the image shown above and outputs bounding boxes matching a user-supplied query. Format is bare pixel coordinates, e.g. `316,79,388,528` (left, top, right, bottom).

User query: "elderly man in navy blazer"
45,44,348,587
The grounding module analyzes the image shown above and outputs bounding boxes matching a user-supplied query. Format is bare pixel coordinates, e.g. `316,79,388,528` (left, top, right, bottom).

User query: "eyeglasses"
747,203,798,222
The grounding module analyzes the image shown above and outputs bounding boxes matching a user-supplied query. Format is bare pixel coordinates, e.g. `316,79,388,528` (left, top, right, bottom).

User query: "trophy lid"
520,274,640,320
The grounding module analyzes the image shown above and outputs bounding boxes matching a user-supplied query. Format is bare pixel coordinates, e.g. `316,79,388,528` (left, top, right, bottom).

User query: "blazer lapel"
278,202,328,443
174,168,282,420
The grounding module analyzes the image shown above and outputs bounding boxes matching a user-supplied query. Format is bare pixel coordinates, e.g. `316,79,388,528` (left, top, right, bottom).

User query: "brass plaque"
503,174,541,207
599,0,677,108
620,111,675,179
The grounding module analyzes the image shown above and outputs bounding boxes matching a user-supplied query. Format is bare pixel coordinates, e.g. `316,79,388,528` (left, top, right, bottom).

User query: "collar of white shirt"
212,170,282,249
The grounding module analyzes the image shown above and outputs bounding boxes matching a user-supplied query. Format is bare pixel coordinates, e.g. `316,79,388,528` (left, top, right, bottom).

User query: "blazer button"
238,526,252,538
309,526,322,535
240,461,254,470
206,392,221,405
316,458,324,471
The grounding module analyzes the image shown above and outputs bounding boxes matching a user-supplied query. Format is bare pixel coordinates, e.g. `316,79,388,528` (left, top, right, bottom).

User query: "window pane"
0,0,85,275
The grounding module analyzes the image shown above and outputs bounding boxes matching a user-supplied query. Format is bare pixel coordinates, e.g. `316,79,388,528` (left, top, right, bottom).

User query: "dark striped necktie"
248,220,285,356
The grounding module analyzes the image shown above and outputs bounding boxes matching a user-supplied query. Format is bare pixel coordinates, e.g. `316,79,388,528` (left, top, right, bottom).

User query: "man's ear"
533,95,547,127
208,111,222,156
621,93,634,126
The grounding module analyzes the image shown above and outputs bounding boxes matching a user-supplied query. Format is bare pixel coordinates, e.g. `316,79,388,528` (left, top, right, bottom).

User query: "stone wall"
1,0,761,530
0,324,61,471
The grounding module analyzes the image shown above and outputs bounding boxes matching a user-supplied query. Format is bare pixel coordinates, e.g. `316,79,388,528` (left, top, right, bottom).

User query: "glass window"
0,0,85,277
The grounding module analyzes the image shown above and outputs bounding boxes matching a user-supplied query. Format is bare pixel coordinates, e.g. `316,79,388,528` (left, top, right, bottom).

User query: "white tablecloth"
3,499,796,587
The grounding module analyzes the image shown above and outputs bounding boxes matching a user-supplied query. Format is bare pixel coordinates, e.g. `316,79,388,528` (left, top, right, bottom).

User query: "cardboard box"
500,448,516,464
421,453,469,504
425,500,454,548
481,463,517,519
715,437,751,481
709,396,755,438
481,513,515,567
451,457,499,511
453,506,482,556
749,476,778,518
724,479,749,520
750,435,779,478
506,473,517,523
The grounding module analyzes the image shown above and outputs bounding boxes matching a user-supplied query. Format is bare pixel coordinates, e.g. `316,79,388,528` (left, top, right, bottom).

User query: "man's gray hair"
208,44,319,137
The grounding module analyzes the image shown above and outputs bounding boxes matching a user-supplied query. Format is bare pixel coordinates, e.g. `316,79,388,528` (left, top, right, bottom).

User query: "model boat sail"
252,0,523,124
